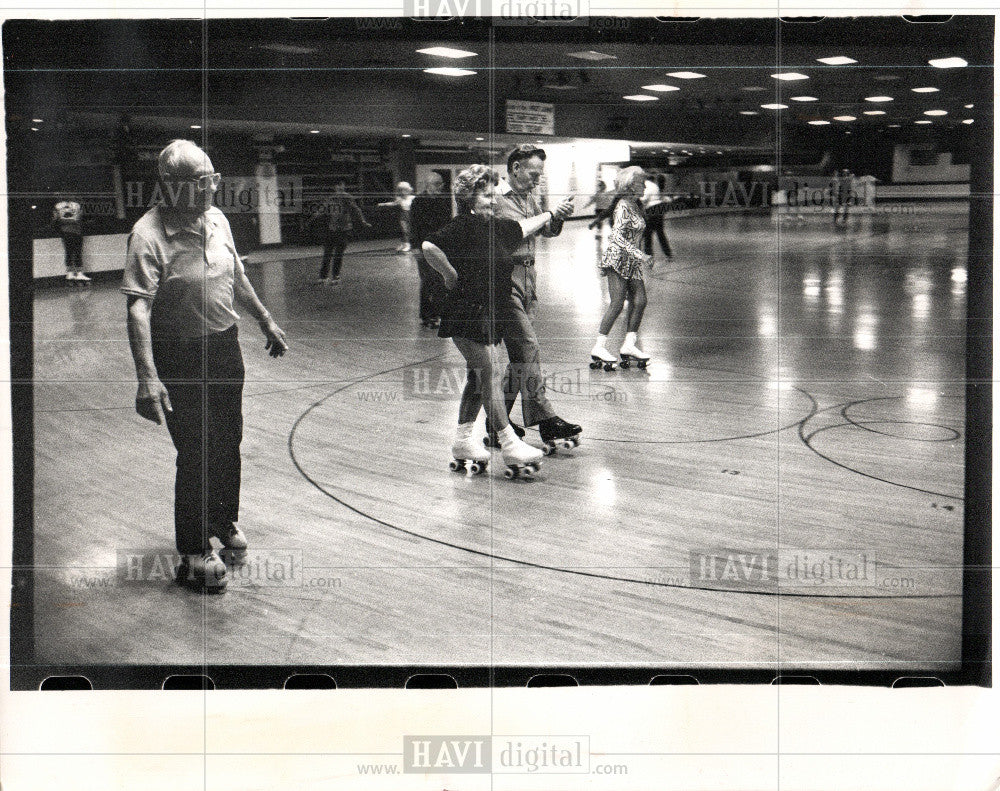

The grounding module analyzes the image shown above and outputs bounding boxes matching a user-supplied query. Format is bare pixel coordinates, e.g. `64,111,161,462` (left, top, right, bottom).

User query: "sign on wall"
506,100,555,136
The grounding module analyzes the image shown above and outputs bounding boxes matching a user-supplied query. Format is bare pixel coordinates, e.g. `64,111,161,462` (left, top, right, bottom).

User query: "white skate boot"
450,422,490,475
619,332,650,369
497,424,543,480
589,335,618,371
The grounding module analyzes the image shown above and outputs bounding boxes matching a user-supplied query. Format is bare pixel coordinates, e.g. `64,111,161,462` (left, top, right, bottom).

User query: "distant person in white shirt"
52,197,88,281
641,176,672,261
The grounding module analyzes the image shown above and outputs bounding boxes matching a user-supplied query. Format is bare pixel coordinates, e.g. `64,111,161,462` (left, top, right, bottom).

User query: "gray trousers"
501,263,555,427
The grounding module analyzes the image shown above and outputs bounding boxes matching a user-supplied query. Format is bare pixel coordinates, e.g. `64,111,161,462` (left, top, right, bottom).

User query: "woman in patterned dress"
589,166,653,369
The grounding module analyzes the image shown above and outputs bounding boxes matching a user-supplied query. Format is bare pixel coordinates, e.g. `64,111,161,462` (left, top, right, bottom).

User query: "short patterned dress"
599,198,646,281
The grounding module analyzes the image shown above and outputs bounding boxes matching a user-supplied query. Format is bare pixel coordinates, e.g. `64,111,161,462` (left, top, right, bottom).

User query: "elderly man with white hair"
121,139,288,594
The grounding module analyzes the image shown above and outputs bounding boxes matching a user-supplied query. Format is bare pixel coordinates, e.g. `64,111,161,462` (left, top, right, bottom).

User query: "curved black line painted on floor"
842,396,963,443
288,362,957,601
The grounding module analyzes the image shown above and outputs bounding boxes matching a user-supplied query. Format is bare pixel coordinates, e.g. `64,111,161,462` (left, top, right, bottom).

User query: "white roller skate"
589,335,618,371
619,332,650,370
497,424,543,480
449,423,490,475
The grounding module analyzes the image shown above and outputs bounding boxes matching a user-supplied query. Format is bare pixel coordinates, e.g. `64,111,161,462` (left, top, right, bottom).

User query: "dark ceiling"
3,17,992,148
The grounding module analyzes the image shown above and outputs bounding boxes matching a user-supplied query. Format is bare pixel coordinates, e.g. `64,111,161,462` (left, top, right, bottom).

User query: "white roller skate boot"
450,422,490,475
498,424,543,480
619,332,650,369
589,334,618,371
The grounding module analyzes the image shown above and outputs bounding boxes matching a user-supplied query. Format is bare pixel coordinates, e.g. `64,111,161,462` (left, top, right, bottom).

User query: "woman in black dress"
421,165,556,478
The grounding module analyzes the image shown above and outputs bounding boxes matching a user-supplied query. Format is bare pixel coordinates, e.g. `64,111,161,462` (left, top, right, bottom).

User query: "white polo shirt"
121,205,241,338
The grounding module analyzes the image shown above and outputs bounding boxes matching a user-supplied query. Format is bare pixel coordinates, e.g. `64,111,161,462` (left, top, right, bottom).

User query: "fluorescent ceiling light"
914,120,932,124
833,116,856,121
761,103,788,110
666,71,706,79
190,125,202,129
401,134,412,137
912,87,939,93
964,104,974,109
32,118,43,122
924,110,948,116
424,67,476,76
262,43,317,55
817,56,856,65
790,96,817,102
863,110,886,116
567,50,617,61
741,86,766,91
310,130,320,133
475,136,485,141
962,119,974,124
865,96,893,102
416,46,477,59
642,84,680,92
928,57,967,68
808,120,830,125
771,72,809,81
624,94,658,101
888,124,901,128
739,110,759,115
30,127,39,131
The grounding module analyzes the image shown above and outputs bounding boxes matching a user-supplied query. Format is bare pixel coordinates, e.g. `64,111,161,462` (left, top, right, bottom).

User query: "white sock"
454,421,475,444
624,332,637,346
496,424,520,450
594,333,609,349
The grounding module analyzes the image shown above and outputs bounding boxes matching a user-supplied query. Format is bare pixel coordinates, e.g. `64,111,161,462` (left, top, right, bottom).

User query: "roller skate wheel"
620,358,631,369
603,362,615,372
589,360,600,369
542,443,556,456
469,461,486,475
638,360,648,369
504,466,517,479
449,459,464,472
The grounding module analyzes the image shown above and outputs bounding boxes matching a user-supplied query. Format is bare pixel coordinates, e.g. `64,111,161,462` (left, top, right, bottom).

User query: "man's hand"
135,378,172,425
260,316,289,358
552,198,574,220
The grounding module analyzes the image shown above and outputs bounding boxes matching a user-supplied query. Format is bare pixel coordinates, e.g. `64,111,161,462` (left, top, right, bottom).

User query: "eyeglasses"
187,173,222,190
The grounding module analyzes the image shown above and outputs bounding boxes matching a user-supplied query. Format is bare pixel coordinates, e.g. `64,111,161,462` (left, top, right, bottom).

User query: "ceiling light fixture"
423,67,477,77
739,110,759,115
761,103,788,109
641,84,680,92
863,110,886,116
912,87,939,93
624,94,658,101
833,115,856,121
915,120,932,124
817,56,856,65
790,96,818,102
567,50,617,61
928,57,968,68
808,120,831,125
865,96,894,102
962,119,974,124
666,71,706,79
924,110,948,116
771,72,809,81
416,46,477,58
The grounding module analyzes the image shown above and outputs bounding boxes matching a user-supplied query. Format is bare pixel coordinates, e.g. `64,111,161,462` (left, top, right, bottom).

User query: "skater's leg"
624,279,648,333
205,327,245,529
331,232,348,279
453,336,507,430
655,221,672,257
319,232,334,280
503,264,554,427
598,271,628,336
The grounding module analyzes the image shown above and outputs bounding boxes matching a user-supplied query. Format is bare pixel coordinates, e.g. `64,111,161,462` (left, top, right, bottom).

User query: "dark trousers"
415,252,445,321
320,230,349,279
61,232,83,270
152,325,245,554
643,211,672,258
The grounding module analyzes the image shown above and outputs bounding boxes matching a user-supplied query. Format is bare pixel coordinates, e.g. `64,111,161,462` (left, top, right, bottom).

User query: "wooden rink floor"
28,206,969,672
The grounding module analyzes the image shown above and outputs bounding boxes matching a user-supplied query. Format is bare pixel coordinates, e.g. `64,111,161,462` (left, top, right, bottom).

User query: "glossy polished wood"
29,206,968,671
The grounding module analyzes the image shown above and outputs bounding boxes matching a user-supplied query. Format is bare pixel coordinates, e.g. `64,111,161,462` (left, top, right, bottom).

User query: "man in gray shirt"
122,139,288,593
492,144,581,452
